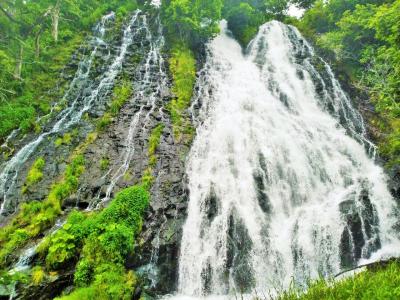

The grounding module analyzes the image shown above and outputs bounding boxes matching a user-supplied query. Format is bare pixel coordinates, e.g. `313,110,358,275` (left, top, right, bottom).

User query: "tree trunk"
14,44,24,80
51,1,61,42
35,29,42,59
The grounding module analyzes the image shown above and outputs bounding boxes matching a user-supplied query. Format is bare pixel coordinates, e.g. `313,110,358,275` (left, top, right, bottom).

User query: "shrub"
48,185,149,299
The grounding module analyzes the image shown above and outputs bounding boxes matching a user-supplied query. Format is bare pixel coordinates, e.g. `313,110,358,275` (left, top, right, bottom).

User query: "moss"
278,261,400,300
22,157,46,194
96,113,113,132
148,124,164,167
110,80,132,116
31,266,45,286
100,158,110,171
55,133,73,148
168,45,196,143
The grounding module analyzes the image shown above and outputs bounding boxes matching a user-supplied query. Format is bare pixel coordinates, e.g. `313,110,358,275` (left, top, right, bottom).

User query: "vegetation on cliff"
0,0,138,142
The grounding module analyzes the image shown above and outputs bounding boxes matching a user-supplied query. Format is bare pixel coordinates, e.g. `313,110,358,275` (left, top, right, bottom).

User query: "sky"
287,4,306,18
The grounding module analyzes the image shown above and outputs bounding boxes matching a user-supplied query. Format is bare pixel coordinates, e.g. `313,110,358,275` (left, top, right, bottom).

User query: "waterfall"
0,11,140,216
174,21,400,298
89,13,168,209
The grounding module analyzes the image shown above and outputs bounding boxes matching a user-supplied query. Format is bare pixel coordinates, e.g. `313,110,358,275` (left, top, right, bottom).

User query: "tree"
161,0,223,46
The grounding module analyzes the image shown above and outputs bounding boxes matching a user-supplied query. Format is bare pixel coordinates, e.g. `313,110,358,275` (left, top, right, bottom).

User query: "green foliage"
96,80,132,132
224,2,266,46
39,185,149,270
55,133,73,148
96,113,113,132
38,185,149,299
31,266,46,286
110,80,132,116
23,157,46,193
148,124,164,166
0,270,29,295
223,0,289,46
58,266,137,300
168,45,196,141
100,158,110,171
278,261,400,300
161,0,224,46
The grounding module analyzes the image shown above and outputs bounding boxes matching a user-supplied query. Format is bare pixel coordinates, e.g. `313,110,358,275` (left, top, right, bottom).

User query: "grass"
168,44,196,143
277,261,400,300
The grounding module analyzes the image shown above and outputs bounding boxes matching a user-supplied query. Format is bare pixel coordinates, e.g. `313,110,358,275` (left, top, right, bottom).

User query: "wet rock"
15,271,74,300
226,213,254,293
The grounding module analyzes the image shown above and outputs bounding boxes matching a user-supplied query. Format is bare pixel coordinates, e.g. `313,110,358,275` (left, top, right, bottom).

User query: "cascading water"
174,21,400,298
0,11,140,216
89,13,168,209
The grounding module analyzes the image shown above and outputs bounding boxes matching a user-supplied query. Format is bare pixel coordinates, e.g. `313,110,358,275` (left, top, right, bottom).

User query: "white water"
90,14,168,209
0,11,139,216
174,21,400,298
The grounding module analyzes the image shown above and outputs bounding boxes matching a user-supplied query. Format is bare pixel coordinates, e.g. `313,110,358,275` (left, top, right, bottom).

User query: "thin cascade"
0,11,139,216
90,14,168,209
174,20,400,298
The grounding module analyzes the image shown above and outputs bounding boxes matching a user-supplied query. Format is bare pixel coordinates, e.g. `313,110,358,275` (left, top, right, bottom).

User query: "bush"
25,158,45,186
46,185,149,299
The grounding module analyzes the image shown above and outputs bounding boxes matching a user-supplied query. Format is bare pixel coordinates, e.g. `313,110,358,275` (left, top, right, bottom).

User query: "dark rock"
15,271,74,300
